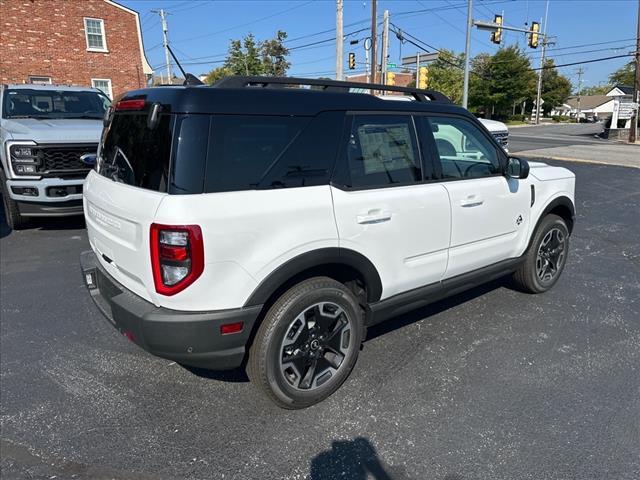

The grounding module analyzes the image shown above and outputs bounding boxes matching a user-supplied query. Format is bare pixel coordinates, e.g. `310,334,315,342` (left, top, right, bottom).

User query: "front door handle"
460,194,484,207
357,209,392,224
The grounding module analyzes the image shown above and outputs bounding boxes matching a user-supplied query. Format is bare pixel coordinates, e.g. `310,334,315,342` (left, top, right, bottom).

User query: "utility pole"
629,0,639,143
575,67,584,123
336,0,344,81
152,9,172,82
370,0,377,84
381,10,390,84
534,0,550,125
462,0,473,108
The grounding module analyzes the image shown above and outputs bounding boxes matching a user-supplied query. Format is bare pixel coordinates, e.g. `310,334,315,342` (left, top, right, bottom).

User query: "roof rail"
212,76,452,103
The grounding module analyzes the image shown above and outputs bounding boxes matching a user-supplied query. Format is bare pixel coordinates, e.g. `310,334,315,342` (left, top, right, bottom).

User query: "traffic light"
386,72,396,86
490,14,503,44
348,52,356,70
418,67,428,89
528,21,540,48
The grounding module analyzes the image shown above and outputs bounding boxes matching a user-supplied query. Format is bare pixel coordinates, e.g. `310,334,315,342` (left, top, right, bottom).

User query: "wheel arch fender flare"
243,247,383,307
527,195,575,250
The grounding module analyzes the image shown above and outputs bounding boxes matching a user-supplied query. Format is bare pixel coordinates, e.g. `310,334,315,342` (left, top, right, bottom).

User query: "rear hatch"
84,96,206,305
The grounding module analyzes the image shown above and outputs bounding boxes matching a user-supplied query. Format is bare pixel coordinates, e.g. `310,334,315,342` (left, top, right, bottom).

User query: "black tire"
247,277,365,409
0,169,27,231
513,214,569,293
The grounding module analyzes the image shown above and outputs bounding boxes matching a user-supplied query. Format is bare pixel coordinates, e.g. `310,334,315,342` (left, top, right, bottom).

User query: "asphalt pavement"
508,123,606,153
1,161,639,480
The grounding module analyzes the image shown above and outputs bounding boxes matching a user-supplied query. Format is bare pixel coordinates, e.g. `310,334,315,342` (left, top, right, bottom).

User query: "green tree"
581,84,611,96
261,30,290,76
225,33,263,75
469,53,492,114
469,47,537,118
223,32,289,77
203,66,232,85
424,49,464,104
540,59,572,115
608,61,635,86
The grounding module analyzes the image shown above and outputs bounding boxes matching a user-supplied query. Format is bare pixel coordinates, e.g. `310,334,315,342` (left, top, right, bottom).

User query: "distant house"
551,85,634,120
0,0,153,98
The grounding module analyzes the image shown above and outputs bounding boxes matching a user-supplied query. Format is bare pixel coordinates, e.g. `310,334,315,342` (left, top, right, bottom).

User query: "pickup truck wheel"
0,170,27,231
513,214,569,293
247,277,364,409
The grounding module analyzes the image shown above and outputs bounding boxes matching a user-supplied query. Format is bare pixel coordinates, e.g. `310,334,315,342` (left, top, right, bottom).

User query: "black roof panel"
121,84,471,117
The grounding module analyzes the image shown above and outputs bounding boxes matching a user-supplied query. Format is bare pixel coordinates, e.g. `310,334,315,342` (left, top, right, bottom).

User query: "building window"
92,78,113,99
28,76,52,85
84,18,107,52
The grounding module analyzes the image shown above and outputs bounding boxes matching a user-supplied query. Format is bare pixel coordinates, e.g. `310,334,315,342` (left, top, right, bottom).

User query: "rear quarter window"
204,113,343,193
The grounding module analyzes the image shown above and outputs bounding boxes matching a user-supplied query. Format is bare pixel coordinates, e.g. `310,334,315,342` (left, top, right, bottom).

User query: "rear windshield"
98,113,174,192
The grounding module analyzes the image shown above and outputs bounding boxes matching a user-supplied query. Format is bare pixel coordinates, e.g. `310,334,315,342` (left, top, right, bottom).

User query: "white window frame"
91,78,113,99
84,17,108,52
28,76,52,85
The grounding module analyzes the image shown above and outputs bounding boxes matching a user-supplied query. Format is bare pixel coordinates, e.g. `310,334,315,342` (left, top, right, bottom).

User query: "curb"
517,153,640,169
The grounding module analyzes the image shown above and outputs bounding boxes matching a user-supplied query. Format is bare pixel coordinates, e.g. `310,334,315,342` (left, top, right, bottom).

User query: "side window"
259,111,344,189
204,115,307,193
342,115,422,188
428,116,501,179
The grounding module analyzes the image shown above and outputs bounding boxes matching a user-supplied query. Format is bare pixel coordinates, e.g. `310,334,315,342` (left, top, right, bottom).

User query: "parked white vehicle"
81,77,575,408
0,84,110,229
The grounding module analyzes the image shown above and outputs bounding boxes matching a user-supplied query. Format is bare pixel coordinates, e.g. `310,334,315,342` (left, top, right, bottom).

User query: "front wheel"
247,277,364,409
513,214,569,293
0,170,27,231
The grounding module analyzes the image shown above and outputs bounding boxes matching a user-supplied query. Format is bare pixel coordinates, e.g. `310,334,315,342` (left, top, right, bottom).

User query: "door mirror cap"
506,157,529,179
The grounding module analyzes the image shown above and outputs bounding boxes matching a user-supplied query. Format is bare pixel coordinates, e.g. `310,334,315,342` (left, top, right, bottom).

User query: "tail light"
150,224,204,296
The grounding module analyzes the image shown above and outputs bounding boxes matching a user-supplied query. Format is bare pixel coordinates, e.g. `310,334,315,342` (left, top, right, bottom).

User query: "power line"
170,1,313,45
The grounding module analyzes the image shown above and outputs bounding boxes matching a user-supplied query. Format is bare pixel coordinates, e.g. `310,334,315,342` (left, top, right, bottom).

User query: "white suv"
80,77,575,409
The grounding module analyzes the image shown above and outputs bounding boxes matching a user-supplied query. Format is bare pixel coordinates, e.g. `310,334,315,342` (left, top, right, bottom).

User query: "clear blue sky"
122,0,638,90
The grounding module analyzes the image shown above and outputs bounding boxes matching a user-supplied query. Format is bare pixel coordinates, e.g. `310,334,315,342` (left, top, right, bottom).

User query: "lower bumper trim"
80,250,263,370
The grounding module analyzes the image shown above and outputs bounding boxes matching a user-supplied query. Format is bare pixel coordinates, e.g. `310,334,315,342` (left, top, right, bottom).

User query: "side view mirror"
506,157,529,179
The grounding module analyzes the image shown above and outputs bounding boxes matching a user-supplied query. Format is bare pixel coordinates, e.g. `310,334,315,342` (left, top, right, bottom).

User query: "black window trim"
416,112,509,183
330,111,431,192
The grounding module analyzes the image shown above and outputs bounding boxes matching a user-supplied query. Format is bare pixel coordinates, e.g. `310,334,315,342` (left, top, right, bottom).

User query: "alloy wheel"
536,227,567,283
279,302,354,391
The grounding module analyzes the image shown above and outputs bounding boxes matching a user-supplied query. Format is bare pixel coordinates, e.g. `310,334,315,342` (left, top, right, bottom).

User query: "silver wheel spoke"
279,301,354,391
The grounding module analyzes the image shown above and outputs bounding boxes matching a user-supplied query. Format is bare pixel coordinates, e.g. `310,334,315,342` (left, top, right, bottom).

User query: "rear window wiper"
66,115,103,120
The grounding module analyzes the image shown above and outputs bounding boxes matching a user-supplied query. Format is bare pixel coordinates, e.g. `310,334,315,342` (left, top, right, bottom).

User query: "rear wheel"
0,170,27,231
513,214,569,293
247,277,364,409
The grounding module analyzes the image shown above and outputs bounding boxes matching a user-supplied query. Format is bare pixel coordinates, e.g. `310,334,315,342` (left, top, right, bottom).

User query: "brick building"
346,72,415,89
0,0,153,99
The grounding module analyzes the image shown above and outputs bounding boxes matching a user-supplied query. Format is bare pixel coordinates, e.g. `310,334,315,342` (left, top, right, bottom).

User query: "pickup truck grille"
38,144,97,177
492,131,509,148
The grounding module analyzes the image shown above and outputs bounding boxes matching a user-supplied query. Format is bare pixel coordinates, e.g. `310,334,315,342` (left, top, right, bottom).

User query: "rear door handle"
357,209,392,224
460,194,484,207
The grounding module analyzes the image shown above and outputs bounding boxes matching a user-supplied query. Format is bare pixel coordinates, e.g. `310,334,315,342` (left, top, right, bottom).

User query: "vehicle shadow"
0,207,86,236
308,437,419,480
0,211,10,239
30,216,86,231
365,277,509,342
185,277,513,384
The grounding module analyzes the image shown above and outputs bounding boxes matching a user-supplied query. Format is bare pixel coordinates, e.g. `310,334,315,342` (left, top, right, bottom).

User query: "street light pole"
370,0,377,84
381,10,390,85
629,0,640,143
534,0,550,125
462,0,473,108
152,9,173,83
336,0,344,81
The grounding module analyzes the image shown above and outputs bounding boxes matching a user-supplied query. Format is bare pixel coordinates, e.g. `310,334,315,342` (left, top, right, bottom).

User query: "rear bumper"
80,250,262,370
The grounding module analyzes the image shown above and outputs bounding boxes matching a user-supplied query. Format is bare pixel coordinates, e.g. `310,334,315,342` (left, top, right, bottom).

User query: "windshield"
2,88,111,120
